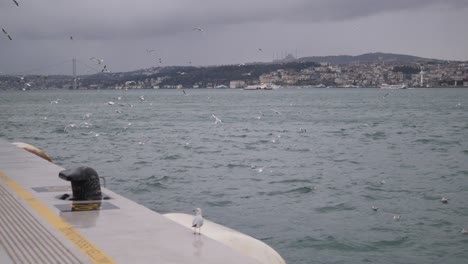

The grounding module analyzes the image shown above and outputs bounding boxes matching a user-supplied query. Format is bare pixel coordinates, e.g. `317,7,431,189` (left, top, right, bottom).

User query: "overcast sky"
1,0,467,75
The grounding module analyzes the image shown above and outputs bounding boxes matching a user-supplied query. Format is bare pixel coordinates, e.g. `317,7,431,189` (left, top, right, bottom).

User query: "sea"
1,87,467,264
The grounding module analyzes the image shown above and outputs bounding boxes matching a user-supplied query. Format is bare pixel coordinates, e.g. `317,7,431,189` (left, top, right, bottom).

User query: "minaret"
419,69,424,87
72,58,77,89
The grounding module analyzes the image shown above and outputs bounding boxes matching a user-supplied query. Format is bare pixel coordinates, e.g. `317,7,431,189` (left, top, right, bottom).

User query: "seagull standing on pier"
192,208,204,234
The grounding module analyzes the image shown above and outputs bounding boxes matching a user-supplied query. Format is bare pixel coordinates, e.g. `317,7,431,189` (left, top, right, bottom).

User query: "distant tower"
72,58,77,89
419,69,424,87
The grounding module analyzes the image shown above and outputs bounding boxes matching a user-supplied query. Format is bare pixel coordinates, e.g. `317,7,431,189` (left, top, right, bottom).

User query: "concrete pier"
0,140,261,263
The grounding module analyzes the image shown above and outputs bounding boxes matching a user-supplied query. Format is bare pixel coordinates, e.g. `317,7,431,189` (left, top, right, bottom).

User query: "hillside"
298,52,444,65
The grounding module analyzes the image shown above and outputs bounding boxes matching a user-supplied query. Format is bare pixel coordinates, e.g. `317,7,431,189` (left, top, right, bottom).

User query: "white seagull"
256,111,263,119
90,57,104,64
255,166,266,173
211,114,222,124
64,122,77,132
271,109,282,115
192,208,204,234
87,131,106,137
192,27,203,32
138,138,150,145
441,197,448,204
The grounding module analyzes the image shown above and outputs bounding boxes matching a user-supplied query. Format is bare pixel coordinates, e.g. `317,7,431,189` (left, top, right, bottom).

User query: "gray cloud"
3,0,466,40
1,0,467,74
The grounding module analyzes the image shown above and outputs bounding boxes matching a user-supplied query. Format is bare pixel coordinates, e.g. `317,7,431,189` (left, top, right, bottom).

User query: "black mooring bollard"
59,166,102,200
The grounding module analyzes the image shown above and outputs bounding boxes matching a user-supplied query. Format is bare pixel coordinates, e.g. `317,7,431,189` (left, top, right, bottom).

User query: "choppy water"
1,88,468,264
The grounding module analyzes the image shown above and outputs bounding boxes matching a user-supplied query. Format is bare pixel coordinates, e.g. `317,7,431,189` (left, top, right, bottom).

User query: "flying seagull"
271,109,282,115
192,27,203,32
192,208,204,234
90,57,104,64
2,28,12,40
258,48,263,52
211,114,222,124
12,0,19,6
101,65,109,73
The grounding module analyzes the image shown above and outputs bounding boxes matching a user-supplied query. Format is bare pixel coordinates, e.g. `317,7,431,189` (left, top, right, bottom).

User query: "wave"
269,179,312,184
285,147,310,152
290,235,410,252
267,186,314,196
414,138,460,146
362,131,387,140
141,175,170,182
226,163,250,169
289,235,375,252
133,160,151,165
316,203,356,213
206,200,233,207
145,182,168,189
161,154,182,160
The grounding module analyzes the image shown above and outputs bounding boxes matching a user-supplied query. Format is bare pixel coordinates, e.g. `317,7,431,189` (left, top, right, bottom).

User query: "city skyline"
1,0,467,75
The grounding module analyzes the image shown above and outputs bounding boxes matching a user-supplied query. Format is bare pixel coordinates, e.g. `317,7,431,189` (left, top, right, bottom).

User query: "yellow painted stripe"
0,171,115,264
